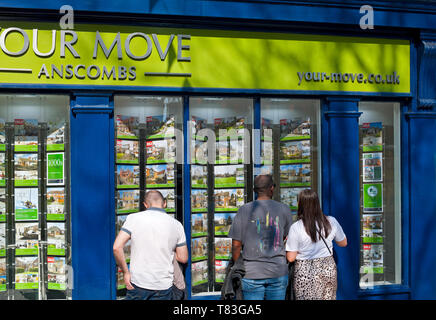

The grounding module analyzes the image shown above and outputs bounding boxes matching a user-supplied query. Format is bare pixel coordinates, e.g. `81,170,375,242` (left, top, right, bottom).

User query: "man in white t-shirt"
113,190,188,300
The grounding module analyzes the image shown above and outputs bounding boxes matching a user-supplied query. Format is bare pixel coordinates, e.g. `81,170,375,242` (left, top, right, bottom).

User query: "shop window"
189,97,253,296
0,94,70,300
113,95,183,298
259,98,321,221
359,102,401,288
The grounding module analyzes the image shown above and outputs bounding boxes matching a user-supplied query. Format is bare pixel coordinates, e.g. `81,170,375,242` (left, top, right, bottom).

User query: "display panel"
259,99,321,221
0,95,70,300
114,96,183,298
189,97,252,296
359,102,401,288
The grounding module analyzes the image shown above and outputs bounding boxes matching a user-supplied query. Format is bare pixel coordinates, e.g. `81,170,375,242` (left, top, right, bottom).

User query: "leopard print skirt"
293,256,337,300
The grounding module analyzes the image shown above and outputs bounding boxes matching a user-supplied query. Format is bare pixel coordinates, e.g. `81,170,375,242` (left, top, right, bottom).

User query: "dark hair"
254,174,275,195
297,189,331,243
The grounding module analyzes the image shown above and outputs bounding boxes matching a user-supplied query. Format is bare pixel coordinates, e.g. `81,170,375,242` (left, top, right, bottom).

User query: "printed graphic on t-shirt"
254,212,281,253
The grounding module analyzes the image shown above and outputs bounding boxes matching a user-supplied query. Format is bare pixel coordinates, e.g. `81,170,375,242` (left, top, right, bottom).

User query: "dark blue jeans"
125,283,173,300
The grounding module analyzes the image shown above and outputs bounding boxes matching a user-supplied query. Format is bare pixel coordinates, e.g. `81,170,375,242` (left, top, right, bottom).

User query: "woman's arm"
286,251,298,263
335,236,347,247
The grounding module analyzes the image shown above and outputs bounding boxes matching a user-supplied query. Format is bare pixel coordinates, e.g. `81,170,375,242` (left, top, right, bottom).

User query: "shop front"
0,1,435,300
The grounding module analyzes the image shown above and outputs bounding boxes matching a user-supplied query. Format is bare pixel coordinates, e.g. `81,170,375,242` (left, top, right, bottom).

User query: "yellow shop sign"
0,22,410,93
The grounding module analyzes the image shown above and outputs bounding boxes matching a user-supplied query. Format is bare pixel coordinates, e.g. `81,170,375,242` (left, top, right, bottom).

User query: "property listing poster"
0,223,5,257
361,122,383,152
0,153,5,187
116,139,139,164
14,153,38,187
191,213,208,237
362,244,384,274
360,122,385,277
215,260,229,283
0,258,6,292
0,189,5,221
46,122,65,151
46,152,65,185
0,119,5,151
47,222,66,256
14,119,39,152
15,222,39,255
192,261,208,286
46,187,65,220
15,188,39,221
363,183,383,212
116,115,139,140
15,256,39,290
47,256,67,291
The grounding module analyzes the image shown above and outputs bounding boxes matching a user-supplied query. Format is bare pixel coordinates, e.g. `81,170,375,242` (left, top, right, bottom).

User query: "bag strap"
317,228,332,255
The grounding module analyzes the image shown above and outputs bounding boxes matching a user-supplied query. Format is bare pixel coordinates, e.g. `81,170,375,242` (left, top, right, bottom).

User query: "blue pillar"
70,94,115,300
407,112,436,300
322,98,361,300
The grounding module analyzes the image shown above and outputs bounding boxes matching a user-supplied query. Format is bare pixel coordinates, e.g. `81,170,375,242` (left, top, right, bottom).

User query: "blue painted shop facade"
0,1,435,300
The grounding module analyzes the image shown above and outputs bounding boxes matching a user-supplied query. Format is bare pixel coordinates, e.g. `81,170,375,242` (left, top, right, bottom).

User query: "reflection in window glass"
259,99,321,221
189,97,253,296
359,102,401,288
0,94,70,300
114,96,184,297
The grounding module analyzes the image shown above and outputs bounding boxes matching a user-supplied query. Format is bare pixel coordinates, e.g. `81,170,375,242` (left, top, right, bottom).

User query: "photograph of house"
15,256,39,286
280,188,304,210
14,153,38,181
280,118,311,140
116,139,139,163
47,122,65,145
16,223,39,249
0,258,6,289
215,238,231,259
0,153,5,183
214,189,244,211
116,115,139,139
215,260,229,283
146,114,175,138
192,261,208,286
192,213,208,237
214,213,236,235
145,164,174,186
116,165,140,187
0,189,5,215
47,256,66,287
279,164,311,186
191,165,208,187
0,224,5,252
214,164,244,188
191,189,208,211
14,119,39,146
361,123,383,151
280,140,311,162
47,222,66,250
47,187,65,214
191,237,207,261
146,139,176,163
117,189,140,213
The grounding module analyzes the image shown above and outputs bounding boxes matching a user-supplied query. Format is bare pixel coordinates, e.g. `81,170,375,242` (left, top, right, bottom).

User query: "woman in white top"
286,189,347,300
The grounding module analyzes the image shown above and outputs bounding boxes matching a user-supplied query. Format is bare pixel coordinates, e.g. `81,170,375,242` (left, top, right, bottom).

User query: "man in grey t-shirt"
228,174,292,300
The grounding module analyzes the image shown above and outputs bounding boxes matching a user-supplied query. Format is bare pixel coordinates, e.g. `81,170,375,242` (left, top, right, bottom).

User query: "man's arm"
232,239,242,262
113,230,133,290
175,244,188,264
